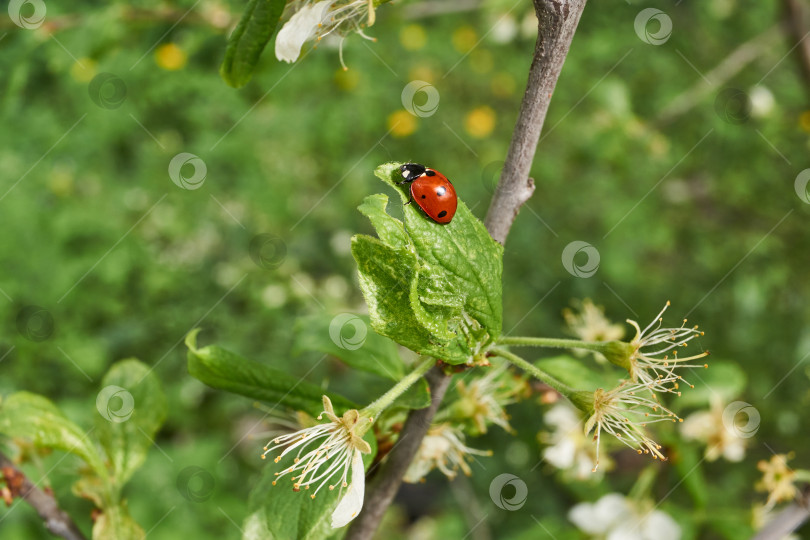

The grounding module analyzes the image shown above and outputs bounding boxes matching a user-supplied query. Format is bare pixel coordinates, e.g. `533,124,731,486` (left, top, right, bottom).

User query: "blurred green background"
2,0,810,538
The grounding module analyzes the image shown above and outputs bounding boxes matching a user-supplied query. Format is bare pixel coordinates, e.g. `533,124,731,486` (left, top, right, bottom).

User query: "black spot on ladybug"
421,195,426,199
425,170,436,176
436,186,446,196
438,210,448,218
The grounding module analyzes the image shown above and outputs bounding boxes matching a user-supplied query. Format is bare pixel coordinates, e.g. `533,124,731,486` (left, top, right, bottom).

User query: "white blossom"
681,397,746,462
275,0,377,66
404,424,491,483
454,363,525,435
262,396,371,528
540,402,602,479
756,453,798,510
749,85,775,118
275,1,335,63
563,299,625,363
578,375,682,471
569,493,681,540
622,301,708,395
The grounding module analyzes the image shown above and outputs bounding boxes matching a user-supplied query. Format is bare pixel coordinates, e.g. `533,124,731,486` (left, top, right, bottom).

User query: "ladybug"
397,163,458,224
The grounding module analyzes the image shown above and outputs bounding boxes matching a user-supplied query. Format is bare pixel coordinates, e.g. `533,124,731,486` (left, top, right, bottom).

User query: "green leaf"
92,503,145,540
220,0,286,88
351,234,468,364
351,163,504,365
534,355,620,391
293,313,405,380
243,432,377,540
0,392,106,478
357,194,410,249
72,472,108,508
671,443,708,509
387,174,504,339
186,330,356,417
94,359,168,486
678,360,747,409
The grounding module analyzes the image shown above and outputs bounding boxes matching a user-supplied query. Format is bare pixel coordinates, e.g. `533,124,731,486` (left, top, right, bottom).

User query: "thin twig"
484,0,587,244
449,473,492,540
403,0,482,20
782,0,810,87
656,25,782,125
0,451,87,540
346,2,587,538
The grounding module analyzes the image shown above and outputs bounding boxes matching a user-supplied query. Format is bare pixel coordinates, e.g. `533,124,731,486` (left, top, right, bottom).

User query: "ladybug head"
400,163,426,182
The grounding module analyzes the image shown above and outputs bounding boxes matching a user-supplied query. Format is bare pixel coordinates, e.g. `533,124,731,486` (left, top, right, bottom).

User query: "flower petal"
639,510,681,540
275,1,334,63
330,450,365,528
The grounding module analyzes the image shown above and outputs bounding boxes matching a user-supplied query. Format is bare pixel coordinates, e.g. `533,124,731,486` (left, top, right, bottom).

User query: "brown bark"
0,451,87,540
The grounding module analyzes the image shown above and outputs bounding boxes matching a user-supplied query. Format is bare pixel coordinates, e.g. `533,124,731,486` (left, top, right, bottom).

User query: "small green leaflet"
94,359,168,486
0,392,107,478
186,329,356,417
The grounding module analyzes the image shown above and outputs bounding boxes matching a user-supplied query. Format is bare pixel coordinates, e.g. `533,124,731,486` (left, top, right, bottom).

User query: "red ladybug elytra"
397,163,458,224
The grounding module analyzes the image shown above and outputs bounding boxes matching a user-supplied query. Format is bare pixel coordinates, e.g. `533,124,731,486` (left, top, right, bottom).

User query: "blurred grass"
1,0,810,538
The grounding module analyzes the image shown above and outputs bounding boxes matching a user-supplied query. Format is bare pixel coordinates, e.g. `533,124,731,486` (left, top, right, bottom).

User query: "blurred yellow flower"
388,110,417,137
70,58,97,83
400,24,427,51
408,65,437,85
155,43,187,71
48,167,75,198
335,68,359,91
757,453,798,510
465,106,496,138
800,110,810,133
452,26,478,54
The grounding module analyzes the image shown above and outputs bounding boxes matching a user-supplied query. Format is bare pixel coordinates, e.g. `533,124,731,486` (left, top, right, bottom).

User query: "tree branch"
346,366,452,540
782,0,810,88
484,0,587,244
0,451,87,540
347,1,587,537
